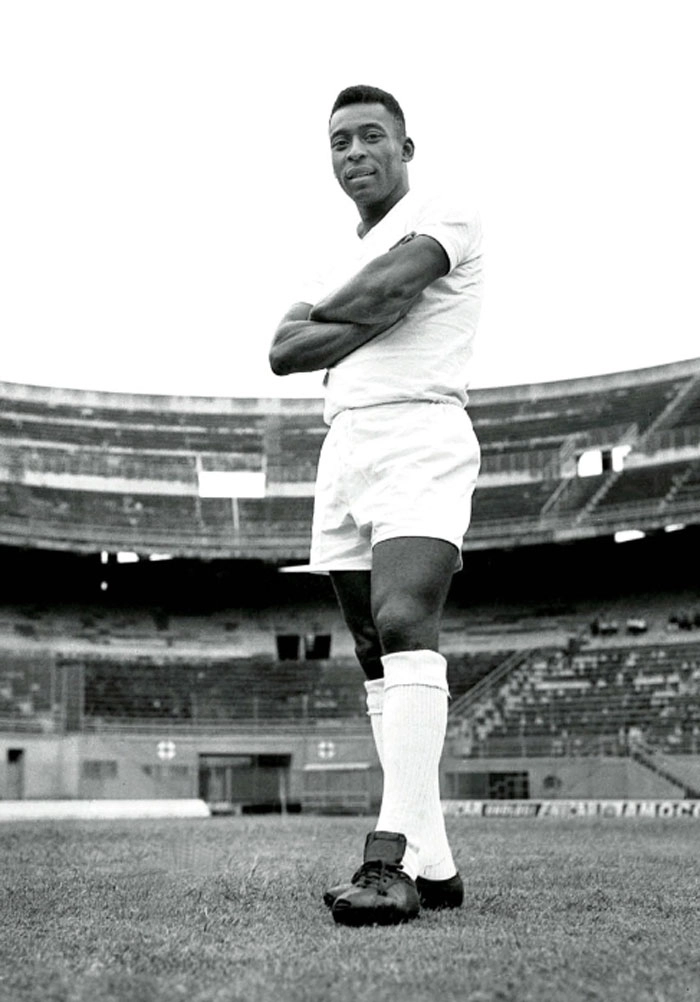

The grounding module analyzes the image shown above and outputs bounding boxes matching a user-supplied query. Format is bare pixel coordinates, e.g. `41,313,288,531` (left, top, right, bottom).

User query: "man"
269,85,483,926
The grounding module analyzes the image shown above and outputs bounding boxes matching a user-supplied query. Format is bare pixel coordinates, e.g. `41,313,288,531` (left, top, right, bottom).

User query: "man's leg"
369,536,457,881
370,536,455,654
329,570,386,770
329,571,382,681
330,544,456,877
329,537,461,924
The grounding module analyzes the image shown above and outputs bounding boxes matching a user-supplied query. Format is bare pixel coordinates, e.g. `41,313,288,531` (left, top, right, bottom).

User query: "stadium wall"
4,731,700,807
441,753,700,801
0,728,382,810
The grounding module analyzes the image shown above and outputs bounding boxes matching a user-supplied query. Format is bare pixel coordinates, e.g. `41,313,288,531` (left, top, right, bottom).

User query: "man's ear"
402,137,415,162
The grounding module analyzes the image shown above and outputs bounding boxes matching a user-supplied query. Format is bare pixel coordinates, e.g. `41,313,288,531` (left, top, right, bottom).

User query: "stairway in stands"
629,738,700,798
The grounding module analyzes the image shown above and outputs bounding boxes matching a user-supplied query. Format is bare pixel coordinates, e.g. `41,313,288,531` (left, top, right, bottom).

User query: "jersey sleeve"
412,196,483,273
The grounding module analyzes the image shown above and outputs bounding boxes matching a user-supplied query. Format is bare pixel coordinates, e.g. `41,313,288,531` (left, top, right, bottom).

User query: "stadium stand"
593,461,693,509
449,640,700,756
468,375,690,451
2,360,700,804
0,644,511,732
471,479,559,523
2,358,700,560
671,461,700,507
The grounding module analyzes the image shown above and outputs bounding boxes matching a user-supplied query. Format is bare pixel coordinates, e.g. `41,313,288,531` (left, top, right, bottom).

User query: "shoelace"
354,860,406,893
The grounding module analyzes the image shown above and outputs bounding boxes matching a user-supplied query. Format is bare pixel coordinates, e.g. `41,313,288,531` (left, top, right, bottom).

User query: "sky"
1,0,698,401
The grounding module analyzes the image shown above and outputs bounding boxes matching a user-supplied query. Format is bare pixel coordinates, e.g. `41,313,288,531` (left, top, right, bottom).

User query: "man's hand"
268,303,397,376
309,233,449,326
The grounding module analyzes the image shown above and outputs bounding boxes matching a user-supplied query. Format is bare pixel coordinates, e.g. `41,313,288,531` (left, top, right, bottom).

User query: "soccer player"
269,85,483,926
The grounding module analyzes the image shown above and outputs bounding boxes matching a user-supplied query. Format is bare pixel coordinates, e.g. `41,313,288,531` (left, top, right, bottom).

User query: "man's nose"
346,136,366,159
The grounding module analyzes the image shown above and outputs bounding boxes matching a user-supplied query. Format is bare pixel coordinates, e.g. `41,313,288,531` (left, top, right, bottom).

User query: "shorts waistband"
329,399,465,424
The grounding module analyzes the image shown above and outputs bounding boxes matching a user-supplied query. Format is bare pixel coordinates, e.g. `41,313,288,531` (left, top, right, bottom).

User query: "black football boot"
330,831,421,926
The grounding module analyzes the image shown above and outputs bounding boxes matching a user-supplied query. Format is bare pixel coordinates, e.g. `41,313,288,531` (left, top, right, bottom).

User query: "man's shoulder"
406,186,480,226
403,187,482,271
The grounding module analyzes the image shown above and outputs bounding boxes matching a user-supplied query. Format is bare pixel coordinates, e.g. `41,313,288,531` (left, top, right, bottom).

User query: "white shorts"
309,401,481,573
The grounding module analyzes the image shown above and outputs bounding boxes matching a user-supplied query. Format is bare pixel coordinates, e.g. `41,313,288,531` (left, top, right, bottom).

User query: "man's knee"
372,595,438,653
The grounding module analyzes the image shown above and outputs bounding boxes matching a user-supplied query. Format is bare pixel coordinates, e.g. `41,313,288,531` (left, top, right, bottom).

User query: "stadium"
2,357,700,813
5,3,700,996
3,361,700,1002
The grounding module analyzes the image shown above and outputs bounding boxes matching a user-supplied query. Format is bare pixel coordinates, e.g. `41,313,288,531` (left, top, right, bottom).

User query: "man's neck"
356,184,410,238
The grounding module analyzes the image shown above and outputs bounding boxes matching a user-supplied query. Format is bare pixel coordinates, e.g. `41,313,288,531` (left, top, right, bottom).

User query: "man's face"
329,102,413,209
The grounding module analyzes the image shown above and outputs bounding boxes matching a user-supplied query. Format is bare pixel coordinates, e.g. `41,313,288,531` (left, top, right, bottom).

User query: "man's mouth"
346,168,375,180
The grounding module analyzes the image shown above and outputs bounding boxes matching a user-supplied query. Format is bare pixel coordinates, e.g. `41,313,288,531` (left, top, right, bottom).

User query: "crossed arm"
268,234,450,376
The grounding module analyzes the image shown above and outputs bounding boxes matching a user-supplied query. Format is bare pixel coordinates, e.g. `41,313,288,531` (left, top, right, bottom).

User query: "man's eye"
331,139,348,150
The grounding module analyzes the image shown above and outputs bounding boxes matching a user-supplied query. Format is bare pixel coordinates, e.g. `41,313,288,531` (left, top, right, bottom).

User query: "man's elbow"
269,344,293,376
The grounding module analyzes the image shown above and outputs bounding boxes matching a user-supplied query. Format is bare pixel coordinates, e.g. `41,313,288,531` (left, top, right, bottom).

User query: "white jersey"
300,187,483,425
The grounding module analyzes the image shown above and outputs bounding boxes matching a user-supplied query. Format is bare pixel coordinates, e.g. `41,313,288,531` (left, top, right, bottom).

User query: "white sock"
364,678,385,765
374,650,456,882
365,673,456,881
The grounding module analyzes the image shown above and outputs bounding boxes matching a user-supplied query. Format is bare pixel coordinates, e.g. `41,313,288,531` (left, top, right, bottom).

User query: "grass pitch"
1,815,699,1002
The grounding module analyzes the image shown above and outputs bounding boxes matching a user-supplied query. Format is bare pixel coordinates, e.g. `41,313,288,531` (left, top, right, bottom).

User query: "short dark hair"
330,85,406,138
